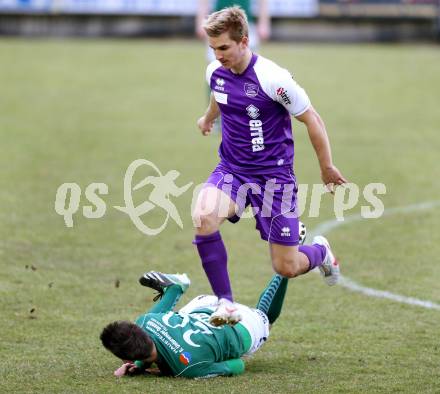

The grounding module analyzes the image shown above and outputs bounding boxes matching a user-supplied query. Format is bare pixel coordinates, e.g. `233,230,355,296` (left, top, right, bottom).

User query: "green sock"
256,275,289,324
147,285,183,314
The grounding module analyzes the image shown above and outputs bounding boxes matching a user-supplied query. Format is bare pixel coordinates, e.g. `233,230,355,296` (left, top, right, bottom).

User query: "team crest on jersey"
246,104,260,119
179,351,192,366
276,87,292,105
244,83,259,97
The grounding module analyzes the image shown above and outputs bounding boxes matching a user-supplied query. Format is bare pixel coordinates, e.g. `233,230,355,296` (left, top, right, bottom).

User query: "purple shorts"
205,162,299,246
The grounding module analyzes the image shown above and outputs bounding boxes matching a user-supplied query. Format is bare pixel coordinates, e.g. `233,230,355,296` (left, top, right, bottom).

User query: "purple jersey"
206,54,311,174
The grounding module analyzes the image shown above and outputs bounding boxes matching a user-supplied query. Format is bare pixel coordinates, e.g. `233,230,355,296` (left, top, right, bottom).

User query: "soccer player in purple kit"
193,7,347,326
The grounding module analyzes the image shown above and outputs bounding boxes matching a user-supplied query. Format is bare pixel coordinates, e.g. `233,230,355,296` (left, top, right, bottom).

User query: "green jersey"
135,308,250,378
214,0,254,23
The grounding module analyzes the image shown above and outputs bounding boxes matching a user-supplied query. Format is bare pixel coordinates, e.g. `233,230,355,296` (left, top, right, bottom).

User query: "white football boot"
209,298,241,327
312,235,340,286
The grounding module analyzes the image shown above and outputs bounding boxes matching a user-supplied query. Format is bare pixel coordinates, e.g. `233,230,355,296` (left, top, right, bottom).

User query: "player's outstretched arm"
197,93,220,136
182,358,245,378
295,106,347,191
114,362,145,377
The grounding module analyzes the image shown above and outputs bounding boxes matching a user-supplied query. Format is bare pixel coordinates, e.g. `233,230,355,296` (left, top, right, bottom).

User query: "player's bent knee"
273,265,299,278
272,255,303,278
193,211,220,234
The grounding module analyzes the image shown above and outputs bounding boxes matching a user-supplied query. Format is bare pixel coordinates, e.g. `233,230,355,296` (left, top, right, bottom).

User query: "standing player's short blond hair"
203,6,249,43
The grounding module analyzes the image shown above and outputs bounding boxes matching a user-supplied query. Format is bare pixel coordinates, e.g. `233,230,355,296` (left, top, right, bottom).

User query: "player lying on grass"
100,270,293,378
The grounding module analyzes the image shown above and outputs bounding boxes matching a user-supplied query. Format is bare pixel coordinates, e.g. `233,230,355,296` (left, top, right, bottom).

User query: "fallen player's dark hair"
100,321,154,361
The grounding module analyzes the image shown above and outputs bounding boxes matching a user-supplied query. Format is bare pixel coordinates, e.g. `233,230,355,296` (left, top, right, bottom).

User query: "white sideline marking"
309,200,440,311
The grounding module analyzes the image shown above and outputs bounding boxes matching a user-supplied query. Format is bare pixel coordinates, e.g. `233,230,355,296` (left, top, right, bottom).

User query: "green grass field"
1,38,439,393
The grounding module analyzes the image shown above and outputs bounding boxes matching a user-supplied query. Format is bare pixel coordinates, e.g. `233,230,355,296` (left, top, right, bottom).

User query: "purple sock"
193,231,233,301
299,244,327,271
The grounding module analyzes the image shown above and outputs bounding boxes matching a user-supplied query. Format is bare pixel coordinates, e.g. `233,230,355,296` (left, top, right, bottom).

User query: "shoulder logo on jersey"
215,78,225,91
179,351,192,366
244,83,259,97
246,104,260,120
276,87,292,105
281,227,291,237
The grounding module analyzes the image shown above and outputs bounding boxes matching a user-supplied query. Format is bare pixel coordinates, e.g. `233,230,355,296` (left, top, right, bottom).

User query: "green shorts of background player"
100,270,290,379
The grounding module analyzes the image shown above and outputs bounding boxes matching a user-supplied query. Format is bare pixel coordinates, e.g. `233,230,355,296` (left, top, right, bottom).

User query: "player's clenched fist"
197,116,214,136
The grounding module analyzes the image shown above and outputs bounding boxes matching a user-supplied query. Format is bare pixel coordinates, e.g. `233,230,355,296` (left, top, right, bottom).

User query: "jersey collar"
228,53,258,76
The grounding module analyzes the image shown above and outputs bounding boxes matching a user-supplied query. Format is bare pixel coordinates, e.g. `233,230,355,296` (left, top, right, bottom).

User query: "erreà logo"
281,227,291,237
215,78,225,91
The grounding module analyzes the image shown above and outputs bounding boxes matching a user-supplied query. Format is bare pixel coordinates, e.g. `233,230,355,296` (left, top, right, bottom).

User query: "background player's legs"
192,186,237,302
256,274,289,325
